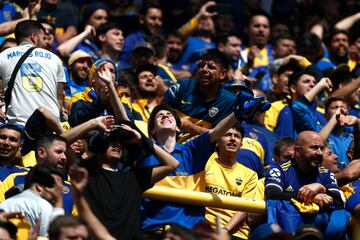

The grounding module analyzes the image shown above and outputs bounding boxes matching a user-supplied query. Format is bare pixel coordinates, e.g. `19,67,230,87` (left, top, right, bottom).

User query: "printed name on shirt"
205,186,241,197
7,50,52,60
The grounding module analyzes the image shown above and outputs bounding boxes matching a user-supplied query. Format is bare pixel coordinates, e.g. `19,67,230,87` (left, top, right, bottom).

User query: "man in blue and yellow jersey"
241,13,273,92
164,49,237,138
0,123,27,184
265,131,346,235
141,89,270,234
205,123,258,240
265,131,345,230
0,134,76,214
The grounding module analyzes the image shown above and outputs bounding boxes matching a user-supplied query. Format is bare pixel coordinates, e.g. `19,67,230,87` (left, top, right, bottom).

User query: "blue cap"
251,223,292,240
0,122,24,133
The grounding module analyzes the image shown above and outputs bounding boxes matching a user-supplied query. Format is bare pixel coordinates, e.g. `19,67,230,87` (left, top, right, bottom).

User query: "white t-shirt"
0,189,64,236
0,43,66,125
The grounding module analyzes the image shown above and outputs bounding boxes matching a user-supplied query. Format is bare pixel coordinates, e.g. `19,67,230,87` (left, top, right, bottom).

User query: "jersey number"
20,63,43,92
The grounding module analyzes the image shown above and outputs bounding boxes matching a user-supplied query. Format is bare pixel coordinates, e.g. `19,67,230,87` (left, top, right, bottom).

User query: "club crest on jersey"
235,177,243,186
249,132,258,140
209,107,219,117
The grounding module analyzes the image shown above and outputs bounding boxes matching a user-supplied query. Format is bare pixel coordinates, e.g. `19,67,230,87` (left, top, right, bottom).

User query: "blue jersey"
291,96,327,133
141,132,215,230
164,79,237,130
180,37,215,65
120,31,146,65
0,165,28,182
0,2,21,24
237,122,274,177
349,103,360,119
265,159,342,201
328,127,353,168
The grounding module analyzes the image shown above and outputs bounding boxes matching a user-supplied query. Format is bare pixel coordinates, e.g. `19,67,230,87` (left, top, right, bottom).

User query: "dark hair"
0,221,17,239
231,122,245,139
325,29,349,47
273,34,295,47
288,69,318,87
24,163,63,189
0,38,17,52
35,134,67,153
150,34,167,59
274,137,294,158
199,49,230,70
139,2,162,16
277,60,302,76
0,123,23,138
96,22,121,37
165,29,185,42
329,68,354,91
48,215,87,240
83,2,109,23
215,32,241,48
297,32,323,60
148,104,181,139
325,96,347,113
14,20,45,44
249,11,271,26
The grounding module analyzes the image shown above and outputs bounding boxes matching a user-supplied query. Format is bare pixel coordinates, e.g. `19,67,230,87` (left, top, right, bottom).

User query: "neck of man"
218,152,237,167
100,157,119,170
201,85,220,101
295,157,316,173
0,158,12,167
156,131,177,152
101,47,119,63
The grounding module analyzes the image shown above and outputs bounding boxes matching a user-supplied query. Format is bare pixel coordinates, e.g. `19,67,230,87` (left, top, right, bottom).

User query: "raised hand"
95,115,115,132
319,77,333,93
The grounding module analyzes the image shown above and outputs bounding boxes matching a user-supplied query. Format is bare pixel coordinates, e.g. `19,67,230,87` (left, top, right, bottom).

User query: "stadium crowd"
1,0,360,239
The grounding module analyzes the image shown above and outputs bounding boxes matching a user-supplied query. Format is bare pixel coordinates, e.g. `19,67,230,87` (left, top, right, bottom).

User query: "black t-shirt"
84,162,153,240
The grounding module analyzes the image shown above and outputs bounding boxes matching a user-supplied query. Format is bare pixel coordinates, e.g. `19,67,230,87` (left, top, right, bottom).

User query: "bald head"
295,131,324,147
294,131,325,172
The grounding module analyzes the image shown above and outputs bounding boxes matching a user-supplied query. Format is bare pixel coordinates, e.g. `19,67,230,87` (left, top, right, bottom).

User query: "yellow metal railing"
144,186,360,240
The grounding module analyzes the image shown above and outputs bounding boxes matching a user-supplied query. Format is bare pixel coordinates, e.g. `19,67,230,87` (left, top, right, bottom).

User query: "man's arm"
334,12,360,30
330,77,360,99
61,115,114,145
57,83,65,114
208,113,237,142
304,77,332,103
335,160,360,186
98,67,130,122
56,25,95,56
56,26,78,44
0,0,40,35
150,144,179,184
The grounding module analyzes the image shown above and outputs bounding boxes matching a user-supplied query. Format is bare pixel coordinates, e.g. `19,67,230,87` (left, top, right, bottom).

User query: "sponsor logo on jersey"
270,168,281,177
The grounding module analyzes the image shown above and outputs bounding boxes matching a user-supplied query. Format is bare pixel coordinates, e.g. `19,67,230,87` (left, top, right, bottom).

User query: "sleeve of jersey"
163,81,183,108
265,164,285,192
292,97,321,133
241,171,258,199
21,109,47,155
237,149,265,178
56,57,66,83
274,107,295,138
68,98,104,127
184,131,215,173
322,171,345,207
